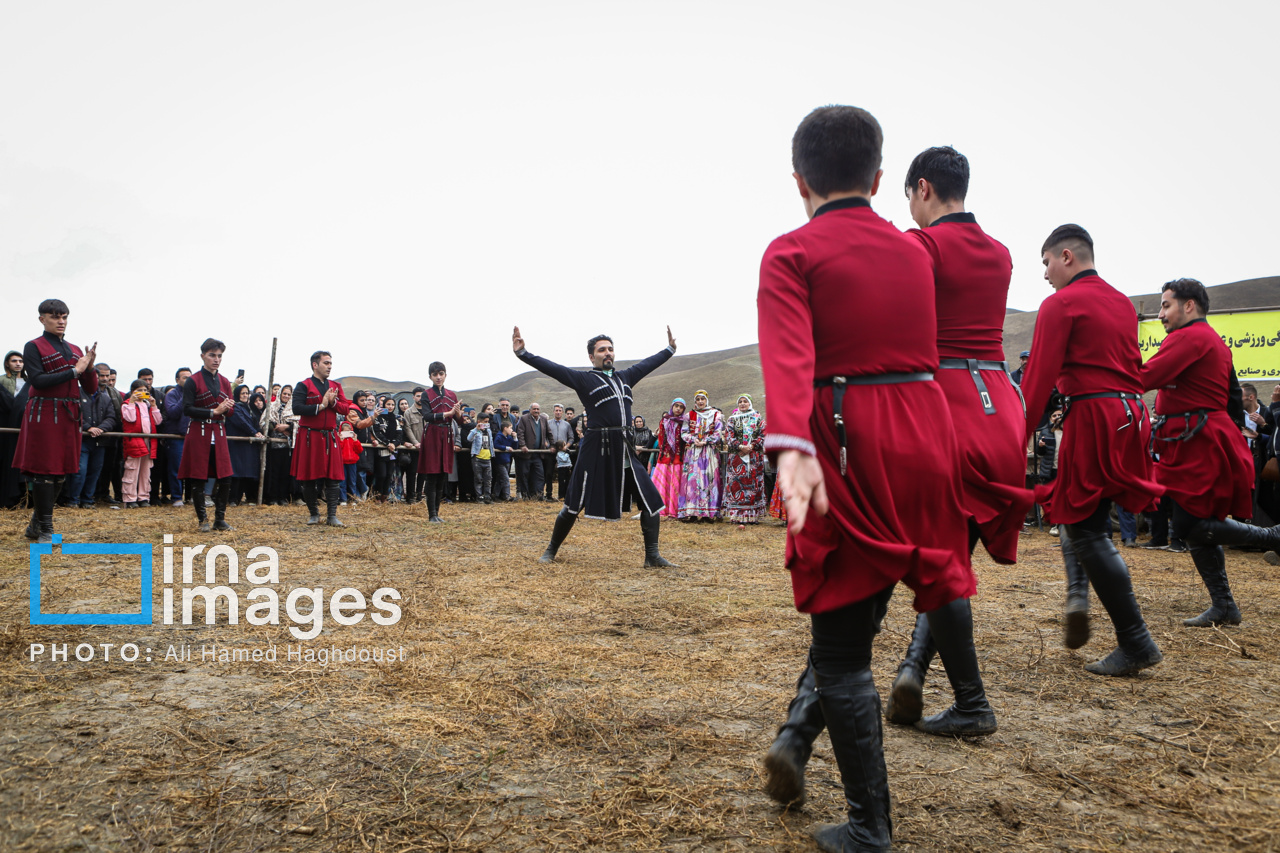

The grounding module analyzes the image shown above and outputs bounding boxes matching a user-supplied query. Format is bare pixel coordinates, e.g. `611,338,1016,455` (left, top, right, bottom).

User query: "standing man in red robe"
415,361,463,523
14,298,98,544
176,338,236,533
291,350,355,526
1022,225,1164,676
756,106,990,852
1140,278,1280,625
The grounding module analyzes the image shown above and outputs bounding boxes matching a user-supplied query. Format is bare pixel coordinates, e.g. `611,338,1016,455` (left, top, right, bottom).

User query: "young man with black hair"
291,350,356,526
176,338,236,532
401,386,426,503
1022,224,1164,676
1139,278,1280,625
754,107,988,851
164,367,192,507
512,326,678,568
416,361,464,522
93,362,125,507
14,298,99,543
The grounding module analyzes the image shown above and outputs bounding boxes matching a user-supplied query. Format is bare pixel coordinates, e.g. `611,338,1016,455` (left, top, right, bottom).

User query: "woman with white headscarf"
723,393,766,523
679,390,724,521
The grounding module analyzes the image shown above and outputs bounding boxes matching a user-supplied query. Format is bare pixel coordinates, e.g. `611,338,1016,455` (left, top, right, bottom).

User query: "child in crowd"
493,422,518,502
339,408,363,505
469,413,494,504
120,379,163,508
555,440,572,501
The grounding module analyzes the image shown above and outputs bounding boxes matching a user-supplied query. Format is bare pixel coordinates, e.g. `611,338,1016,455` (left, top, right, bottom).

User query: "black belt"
1062,391,1143,431
938,358,1009,416
814,373,934,474
1152,409,1210,448
28,396,81,426
589,425,635,455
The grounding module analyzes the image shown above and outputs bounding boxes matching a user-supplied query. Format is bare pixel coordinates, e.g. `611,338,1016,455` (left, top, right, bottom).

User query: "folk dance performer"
1022,224,1163,675
416,361,464,523
764,147,1023,805
1139,278,1280,626
756,106,989,852
14,298,98,544
290,350,355,526
511,326,678,568
176,338,236,532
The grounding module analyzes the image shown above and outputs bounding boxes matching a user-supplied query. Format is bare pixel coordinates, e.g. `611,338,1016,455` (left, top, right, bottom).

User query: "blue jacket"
492,432,518,466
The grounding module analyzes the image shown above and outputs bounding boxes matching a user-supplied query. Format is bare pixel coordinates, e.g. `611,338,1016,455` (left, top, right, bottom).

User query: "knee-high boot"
1183,543,1241,626
1189,516,1280,551
1061,524,1091,649
540,507,578,563
810,668,893,853
213,478,233,531
640,509,677,567
190,478,211,532
325,479,344,526
885,614,935,725
914,597,997,736
763,659,825,806
428,474,444,522
1065,525,1162,676
302,481,320,525
25,479,59,544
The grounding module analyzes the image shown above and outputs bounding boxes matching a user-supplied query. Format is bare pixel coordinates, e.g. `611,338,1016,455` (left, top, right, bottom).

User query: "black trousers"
809,587,894,676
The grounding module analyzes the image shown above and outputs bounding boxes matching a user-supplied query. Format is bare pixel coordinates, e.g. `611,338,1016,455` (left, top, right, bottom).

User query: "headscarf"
736,394,754,412
660,398,686,451
693,390,710,411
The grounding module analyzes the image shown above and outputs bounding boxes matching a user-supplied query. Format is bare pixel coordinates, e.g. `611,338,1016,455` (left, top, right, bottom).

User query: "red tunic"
290,378,354,481
1022,272,1163,523
908,216,1033,564
758,198,974,615
177,371,233,479
1140,318,1254,520
13,335,98,476
417,386,461,475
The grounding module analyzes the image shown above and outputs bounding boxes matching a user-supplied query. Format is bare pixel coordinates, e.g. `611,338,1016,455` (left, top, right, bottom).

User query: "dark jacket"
80,388,119,448
516,412,552,451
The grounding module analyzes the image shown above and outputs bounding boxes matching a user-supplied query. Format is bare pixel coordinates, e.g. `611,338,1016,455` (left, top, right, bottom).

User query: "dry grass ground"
1,500,1278,852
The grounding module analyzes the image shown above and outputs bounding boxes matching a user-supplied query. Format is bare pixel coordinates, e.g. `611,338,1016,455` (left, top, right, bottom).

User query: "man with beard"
291,351,356,526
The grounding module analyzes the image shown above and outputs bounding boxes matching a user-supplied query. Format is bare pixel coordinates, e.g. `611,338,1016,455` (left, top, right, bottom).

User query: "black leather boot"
810,668,893,853
1183,543,1241,626
1061,524,1091,649
540,507,578,563
885,613,934,725
763,659,824,806
303,481,320,525
26,479,59,544
325,480,344,526
190,479,211,532
430,475,446,522
1190,516,1280,551
641,509,677,567
914,597,997,736
1065,526,1162,676
213,479,234,531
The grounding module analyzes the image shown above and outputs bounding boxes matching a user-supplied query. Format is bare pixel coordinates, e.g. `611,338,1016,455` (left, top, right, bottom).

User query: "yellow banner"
1138,310,1280,380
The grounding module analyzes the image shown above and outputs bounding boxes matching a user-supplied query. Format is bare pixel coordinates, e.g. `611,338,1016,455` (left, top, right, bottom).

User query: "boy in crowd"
493,422,518,501
470,412,494,504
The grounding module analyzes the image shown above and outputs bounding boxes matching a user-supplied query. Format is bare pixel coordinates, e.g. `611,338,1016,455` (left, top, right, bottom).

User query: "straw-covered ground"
1,500,1278,852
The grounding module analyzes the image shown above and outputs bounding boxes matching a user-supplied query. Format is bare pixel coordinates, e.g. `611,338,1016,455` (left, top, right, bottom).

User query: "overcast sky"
2,2,1276,391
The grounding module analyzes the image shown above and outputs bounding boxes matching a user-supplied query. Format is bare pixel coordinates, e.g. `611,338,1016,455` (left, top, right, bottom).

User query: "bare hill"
343,277,1276,420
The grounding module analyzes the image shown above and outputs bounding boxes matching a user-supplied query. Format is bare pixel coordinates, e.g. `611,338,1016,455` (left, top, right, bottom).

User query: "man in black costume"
512,326,678,568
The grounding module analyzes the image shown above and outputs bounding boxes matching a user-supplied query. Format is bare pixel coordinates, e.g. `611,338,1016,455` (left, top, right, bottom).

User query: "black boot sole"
886,671,924,725
762,737,807,806
1063,605,1090,650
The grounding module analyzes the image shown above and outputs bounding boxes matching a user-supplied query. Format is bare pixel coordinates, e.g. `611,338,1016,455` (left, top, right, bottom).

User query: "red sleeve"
758,235,816,457
1022,292,1071,445
332,382,354,416
1138,329,1197,392
904,228,940,275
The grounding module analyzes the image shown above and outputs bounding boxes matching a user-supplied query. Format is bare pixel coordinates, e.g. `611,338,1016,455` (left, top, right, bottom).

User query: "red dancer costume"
756,108,990,852
15,300,98,544
1021,224,1163,677
1139,278,1280,627
177,340,236,532
416,361,464,523
290,351,354,526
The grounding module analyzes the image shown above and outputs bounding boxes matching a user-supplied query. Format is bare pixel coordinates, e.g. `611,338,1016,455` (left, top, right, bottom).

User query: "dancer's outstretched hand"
777,449,828,534
512,327,525,352
667,326,677,352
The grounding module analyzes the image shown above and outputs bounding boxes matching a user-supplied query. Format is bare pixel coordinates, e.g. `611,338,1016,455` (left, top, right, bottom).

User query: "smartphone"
237,368,245,377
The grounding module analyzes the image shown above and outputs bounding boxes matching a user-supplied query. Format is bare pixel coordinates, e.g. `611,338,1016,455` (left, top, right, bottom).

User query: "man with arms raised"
291,350,356,526
1022,225,1163,675
756,106,988,852
512,326,678,568
1140,278,1279,625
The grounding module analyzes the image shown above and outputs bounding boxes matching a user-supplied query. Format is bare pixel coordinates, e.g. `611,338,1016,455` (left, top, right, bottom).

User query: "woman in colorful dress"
723,393,766,523
651,398,686,517
679,390,725,521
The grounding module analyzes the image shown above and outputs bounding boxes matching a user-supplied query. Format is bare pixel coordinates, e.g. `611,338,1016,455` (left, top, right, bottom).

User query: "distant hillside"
344,276,1276,420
